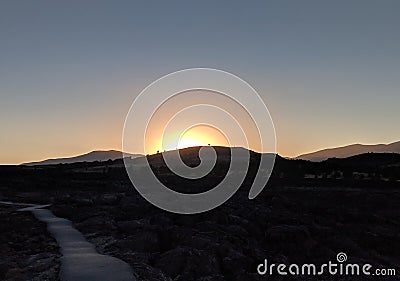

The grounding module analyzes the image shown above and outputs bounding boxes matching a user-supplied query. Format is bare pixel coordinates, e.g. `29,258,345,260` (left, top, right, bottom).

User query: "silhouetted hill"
296,141,400,161
23,150,142,166
3,147,396,191
130,147,400,189
144,146,279,167
324,152,400,167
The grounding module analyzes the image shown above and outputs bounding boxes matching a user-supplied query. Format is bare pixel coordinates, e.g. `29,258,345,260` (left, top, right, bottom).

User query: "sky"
1,0,399,164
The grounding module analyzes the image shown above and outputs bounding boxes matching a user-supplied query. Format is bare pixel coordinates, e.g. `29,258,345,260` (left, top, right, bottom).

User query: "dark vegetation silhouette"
2,147,399,192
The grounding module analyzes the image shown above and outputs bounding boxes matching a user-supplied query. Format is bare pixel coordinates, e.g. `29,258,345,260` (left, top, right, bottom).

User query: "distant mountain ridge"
22,142,400,165
297,141,400,161
23,150,142,166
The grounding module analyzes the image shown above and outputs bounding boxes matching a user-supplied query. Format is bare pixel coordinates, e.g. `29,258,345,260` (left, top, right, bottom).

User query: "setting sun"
163,125,229,151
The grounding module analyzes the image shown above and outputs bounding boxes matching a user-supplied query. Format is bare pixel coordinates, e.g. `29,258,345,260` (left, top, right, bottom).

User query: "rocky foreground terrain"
0,204,60,281
47,185,399,281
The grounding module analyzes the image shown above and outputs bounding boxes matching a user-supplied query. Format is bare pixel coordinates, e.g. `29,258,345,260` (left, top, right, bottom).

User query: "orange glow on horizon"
139,90,262,155
149,125,230,153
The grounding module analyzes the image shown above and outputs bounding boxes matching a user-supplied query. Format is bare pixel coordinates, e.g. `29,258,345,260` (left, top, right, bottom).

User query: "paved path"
1,201,136,281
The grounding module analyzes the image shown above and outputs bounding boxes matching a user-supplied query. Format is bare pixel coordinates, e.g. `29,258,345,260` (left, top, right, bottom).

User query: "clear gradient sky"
1,0,399,164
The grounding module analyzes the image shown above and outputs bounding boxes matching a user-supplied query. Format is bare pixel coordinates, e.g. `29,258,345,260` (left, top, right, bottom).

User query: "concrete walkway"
1,201,136,281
